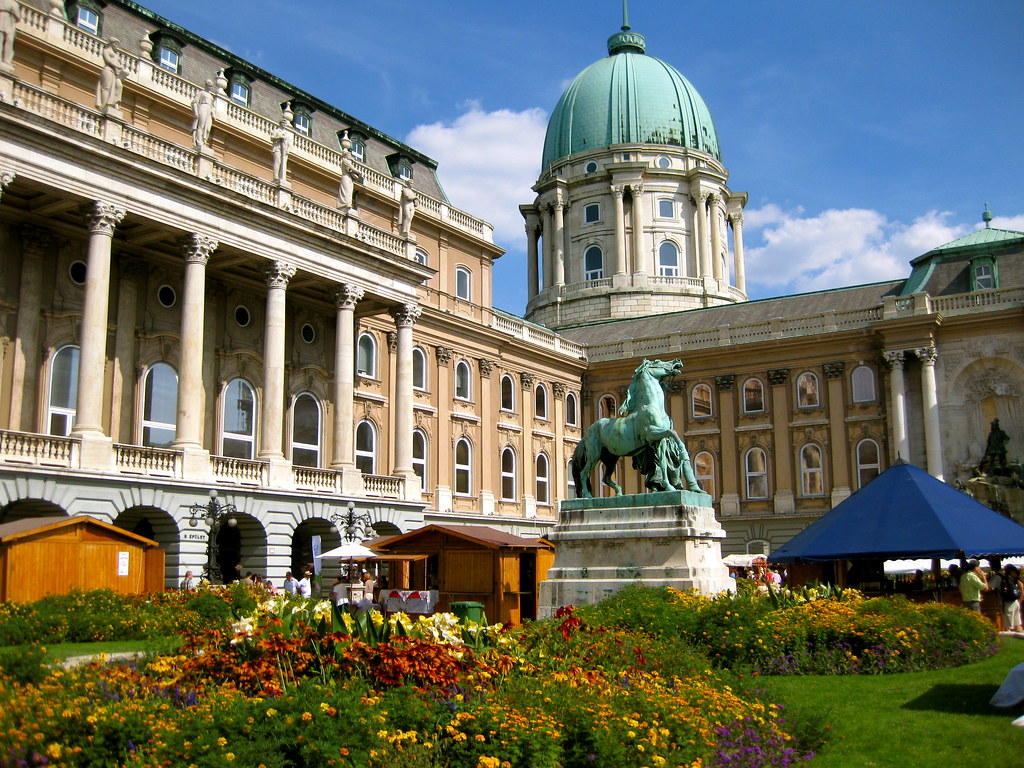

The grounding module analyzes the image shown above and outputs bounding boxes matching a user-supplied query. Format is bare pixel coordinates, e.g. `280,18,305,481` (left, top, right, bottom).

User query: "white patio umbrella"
320,542,377,559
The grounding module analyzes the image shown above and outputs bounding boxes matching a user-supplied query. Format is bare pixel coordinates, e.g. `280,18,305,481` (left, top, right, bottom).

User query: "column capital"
435,345,453,367
334,283,364,310
628,182,645,195
553,382,566,399
728,211,744,227
883,350,906,369
823,361,846,379
20,225,53,256
715,374,736,391
914,346,938,365
181,233,219,264
691,188,711,204
610,184,625,198
264,260,296,289
478,358,495,378
767,368,790,386
81,201,126,235
390,302,421,328
520,371,536,391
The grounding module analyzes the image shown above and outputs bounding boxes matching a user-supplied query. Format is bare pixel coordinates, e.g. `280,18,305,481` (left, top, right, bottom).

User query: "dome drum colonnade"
522,21,748,330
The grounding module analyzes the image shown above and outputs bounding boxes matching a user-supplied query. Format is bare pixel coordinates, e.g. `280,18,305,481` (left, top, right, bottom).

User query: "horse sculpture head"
635,358,684,380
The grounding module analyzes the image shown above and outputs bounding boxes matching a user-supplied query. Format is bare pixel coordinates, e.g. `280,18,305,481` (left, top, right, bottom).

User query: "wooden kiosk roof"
0,516,159,547
370,524,552,552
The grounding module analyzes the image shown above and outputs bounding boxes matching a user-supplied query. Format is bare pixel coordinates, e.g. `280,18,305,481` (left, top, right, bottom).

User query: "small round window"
657,156,671,169
69,260,87,285
157,284,177,308
234,305,251,328
584,161,598,174
300,323,317,344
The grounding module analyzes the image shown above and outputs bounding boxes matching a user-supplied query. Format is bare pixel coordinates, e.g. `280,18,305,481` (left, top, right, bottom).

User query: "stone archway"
291,518,340,578
0,498,68,524
114,506,180,589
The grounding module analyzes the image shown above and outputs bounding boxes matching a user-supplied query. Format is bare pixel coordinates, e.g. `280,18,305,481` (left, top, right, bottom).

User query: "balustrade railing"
0,429,75,467
294,466,341,492
216,165,277,205
362,474,403,498
114,444,181,477
212,456,268,485
13,82,101,137
122,125,196,172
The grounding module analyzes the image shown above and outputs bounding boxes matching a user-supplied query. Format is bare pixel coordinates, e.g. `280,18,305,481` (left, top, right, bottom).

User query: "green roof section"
928,226,1024,254
541,24,720,169
901,224,1024,295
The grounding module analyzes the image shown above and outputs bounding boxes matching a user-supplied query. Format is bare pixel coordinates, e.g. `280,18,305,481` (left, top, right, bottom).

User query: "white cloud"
406,102,548,247
743,207,972,298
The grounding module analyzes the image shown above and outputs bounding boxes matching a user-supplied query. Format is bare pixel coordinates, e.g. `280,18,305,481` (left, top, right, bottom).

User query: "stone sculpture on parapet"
539,358,732,618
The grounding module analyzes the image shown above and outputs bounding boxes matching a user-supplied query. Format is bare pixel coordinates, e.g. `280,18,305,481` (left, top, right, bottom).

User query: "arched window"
745,447,768,500
658,241,680,277
856,438,881,489
584,246,604,281
47,345,80,436
536,453,550,504
454,438,472,495
356,332,377,378
414,248,428,266
800,444,824,497
535,384,548,420
355,420,376,474
691,383,713,418
455,266,471,301
694,451,716,500
797,372,820,408
412,429,428,491
291,393,321,467
565,391,579,426
455,360,472,400
500,447,516,501
222,378,257,459
566,460,577,499
851,365,876,403
142,363,178,448
412,346,427,390
500,374,515,412
600,394,617,419
742,378,764,413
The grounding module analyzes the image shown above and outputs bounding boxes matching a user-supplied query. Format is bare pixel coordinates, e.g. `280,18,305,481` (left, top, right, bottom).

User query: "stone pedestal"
537,490,732,618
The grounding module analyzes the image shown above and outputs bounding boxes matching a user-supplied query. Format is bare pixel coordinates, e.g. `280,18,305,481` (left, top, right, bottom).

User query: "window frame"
856,438,881,489
74,4,101,35
157,46,180,73
356,332,377,378
970,256,998,291
742,377,765,413
229,80,250,107
657,198,674,218
584,203,600,224
221,378,257,460
796,371,820,409
536,452,550,505
500,446,517,501
454,360,472,401
141,362,178,448
454,438,472,496
47,345,80,437
851,365,876,403
599,394,617,420
566,460,577,499
744,447,769,500
412,429,428,491
291,392,322,468
657,241,680,277
799,443,825,497
694,450,716,500
565,391,579,426
691,383,713,419
412,346,428,391
500,374,515,412
455,266,472,301
535,384,548,420
354,419,377,475
584,246,604,281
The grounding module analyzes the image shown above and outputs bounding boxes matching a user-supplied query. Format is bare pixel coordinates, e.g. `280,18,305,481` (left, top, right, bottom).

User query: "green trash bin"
449,601,485,624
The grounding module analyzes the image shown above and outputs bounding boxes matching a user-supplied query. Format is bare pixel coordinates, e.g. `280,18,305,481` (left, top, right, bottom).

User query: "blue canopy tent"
770,460,1024,564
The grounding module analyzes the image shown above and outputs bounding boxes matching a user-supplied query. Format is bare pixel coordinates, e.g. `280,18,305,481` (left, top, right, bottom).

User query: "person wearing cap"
959,559,988,612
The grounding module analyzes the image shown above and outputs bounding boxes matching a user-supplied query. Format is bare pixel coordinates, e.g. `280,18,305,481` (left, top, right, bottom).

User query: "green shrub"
0,643,49,685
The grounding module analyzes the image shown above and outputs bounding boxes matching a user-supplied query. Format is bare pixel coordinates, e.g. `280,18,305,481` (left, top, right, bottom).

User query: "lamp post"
188,489,237,583
330,500,373,543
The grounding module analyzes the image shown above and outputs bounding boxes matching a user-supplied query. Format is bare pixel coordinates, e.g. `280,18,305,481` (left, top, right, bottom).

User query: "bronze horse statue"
571,358,701,498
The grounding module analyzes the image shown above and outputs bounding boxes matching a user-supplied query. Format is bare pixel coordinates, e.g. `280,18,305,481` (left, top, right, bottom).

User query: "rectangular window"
230,81,250,106
658,199,674,218
974,264,994,290
584,204,600,223
76,8,99,34
293,113,311,136
158,47,179,73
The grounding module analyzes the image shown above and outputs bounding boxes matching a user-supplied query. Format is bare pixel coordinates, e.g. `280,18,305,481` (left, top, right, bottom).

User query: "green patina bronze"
571,358,700,498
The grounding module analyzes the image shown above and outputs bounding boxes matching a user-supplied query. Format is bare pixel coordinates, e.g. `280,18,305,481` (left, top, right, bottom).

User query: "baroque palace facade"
0,2,1021,587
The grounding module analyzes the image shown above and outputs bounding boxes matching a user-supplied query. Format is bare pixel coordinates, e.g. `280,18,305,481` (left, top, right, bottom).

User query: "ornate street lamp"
330,500,373,543
188,489,237,583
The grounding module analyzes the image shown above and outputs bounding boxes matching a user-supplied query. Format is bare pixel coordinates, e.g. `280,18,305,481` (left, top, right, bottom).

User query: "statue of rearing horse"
571,358,701,498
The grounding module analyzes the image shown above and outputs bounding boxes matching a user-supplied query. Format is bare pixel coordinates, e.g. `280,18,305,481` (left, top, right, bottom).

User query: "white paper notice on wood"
118,551,130,576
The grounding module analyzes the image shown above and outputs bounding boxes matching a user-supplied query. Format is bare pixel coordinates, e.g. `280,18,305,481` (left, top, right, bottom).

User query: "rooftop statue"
95,39,126,113
571,358,700,497
0,0,18,73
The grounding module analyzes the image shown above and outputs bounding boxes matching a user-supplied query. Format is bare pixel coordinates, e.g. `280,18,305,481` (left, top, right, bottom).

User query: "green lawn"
764,637,1024,766
2,637,181,664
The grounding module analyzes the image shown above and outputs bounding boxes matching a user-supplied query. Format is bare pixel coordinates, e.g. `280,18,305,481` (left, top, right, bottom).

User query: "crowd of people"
179,566,382,613
955,559,1023,631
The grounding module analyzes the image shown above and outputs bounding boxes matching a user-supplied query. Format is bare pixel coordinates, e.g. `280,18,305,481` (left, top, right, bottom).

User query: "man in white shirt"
297,571,312,598
283,572,298,595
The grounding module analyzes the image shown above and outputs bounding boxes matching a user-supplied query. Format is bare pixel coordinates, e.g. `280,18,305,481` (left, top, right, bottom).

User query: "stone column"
916,346,944,480
332,284,363,476
73,201,126,437
552,195,565,286
524,212,540,298
174,234,218,450
768,368,794,514
884,350,910,461
9,226,51,431
259,260,296,463
110,257,145,443
630,184,647,275
710,195,723,281
692,191,710,277
612,185,626,276
391,302,422,500
716,375,740,516
541,204,554,290
730,213,746,295
823,361,851,505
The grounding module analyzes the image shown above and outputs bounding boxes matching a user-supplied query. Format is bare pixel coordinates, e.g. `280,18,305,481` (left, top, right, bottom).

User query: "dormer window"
158,47,179,72
290,101,314,137
386,152,415,180
350,134,366,162
971,256,997,291
149,32,184,74
70,1,101,34
226,70,254,107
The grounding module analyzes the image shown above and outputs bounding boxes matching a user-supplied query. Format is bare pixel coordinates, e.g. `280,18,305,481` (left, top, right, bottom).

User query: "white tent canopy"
320,542,376,560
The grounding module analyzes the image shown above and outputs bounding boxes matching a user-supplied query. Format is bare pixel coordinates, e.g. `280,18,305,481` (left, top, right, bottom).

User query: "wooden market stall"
369,524,555,624
0,516,164,602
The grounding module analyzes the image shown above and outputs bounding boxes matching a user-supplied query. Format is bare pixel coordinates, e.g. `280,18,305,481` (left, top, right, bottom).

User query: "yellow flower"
225,754,235,762
217,737,227,747
266,708,277,717
301,712,313,721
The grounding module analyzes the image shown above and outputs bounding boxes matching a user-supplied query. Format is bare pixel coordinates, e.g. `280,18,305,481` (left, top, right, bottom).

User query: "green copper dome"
541,26,721,169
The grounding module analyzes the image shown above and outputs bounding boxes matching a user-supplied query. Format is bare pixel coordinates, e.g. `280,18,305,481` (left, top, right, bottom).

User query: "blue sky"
141,0,1024,313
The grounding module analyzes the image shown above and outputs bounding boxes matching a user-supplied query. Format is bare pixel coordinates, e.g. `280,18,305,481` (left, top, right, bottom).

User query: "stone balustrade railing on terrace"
10,4,494,250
